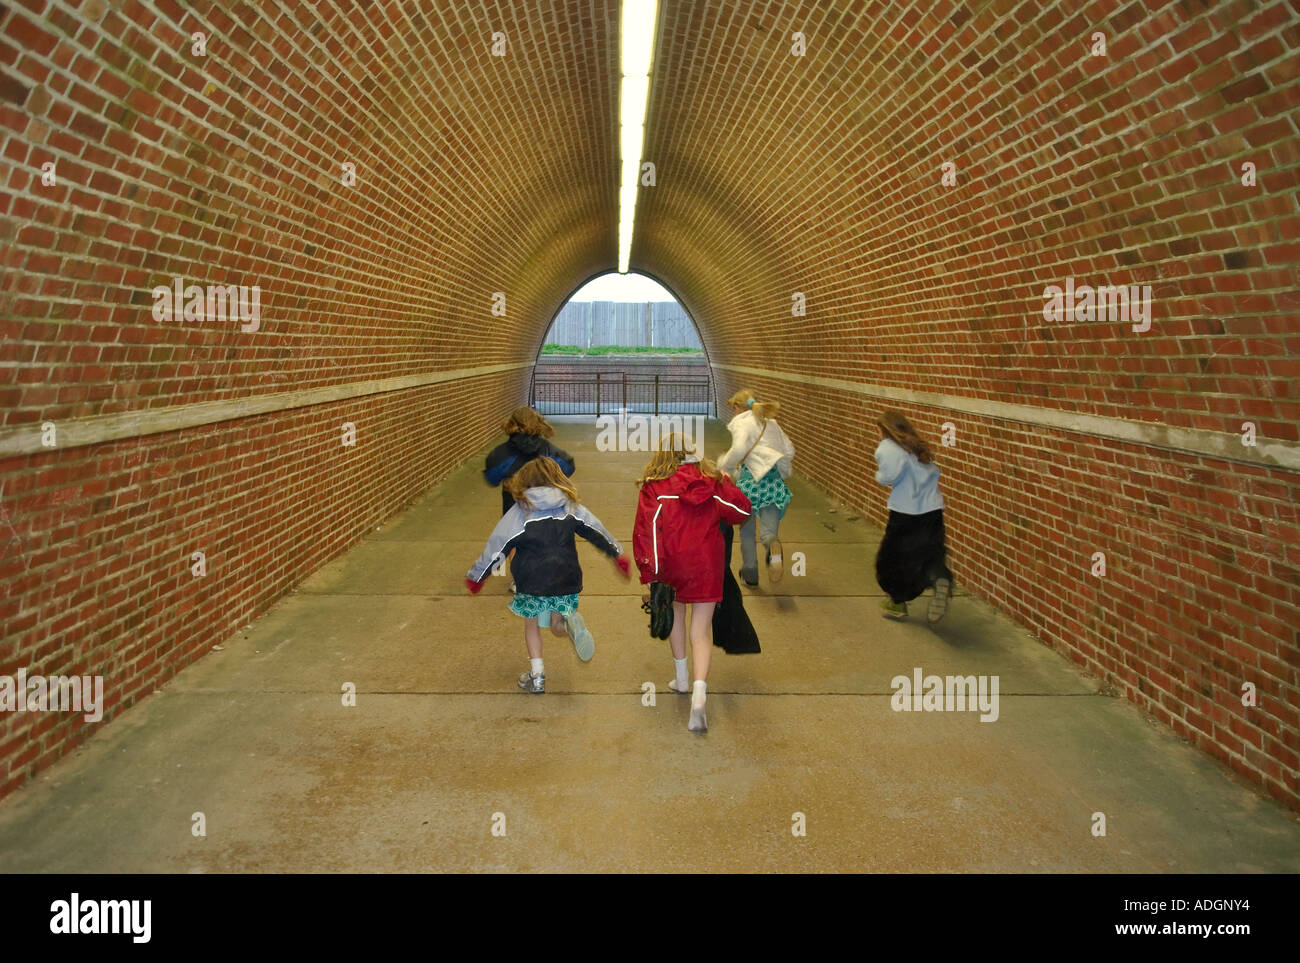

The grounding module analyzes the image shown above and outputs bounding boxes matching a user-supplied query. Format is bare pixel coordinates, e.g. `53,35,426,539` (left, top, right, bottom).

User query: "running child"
872,410,953,623
717,389,795,586
483,407,576,515
466,457,629,692
633,434,752,731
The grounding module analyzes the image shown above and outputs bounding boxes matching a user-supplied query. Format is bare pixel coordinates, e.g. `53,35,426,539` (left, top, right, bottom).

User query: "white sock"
674,658,689,690
530,658,544,677
692,679,707,709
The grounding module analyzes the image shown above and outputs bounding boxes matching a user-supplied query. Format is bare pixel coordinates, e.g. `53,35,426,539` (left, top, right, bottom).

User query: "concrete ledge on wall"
713,363,1300,473
0,363,533,459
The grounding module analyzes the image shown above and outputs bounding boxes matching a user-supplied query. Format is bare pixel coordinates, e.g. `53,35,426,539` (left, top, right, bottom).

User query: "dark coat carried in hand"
712,522,760,654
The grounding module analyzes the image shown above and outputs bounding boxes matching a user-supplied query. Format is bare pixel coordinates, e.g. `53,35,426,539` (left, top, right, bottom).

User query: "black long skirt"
875,509,953,604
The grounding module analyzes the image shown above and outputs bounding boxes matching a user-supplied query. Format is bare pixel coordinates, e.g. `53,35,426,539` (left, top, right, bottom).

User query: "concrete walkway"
1,418,1297,873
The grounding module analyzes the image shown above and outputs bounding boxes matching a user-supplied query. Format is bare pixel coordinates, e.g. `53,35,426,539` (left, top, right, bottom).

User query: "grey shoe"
927,578,951,624
563,611,595,662
517,670,545,694
739,566,759,587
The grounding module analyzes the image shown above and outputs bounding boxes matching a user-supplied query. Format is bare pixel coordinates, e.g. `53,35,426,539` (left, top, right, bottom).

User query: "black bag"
712,523,760,654
642,581,675,639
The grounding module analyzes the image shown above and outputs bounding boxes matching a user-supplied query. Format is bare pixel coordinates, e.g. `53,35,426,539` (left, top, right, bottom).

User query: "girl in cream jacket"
717,389,795,586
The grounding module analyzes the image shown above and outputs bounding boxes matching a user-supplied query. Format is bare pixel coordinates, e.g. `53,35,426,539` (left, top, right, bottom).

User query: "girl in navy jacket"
483,407,575,515
467,457,628,693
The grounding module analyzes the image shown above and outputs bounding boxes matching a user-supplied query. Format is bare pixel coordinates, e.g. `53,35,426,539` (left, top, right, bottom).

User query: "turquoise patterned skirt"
737,464,792,515
509,592,579,627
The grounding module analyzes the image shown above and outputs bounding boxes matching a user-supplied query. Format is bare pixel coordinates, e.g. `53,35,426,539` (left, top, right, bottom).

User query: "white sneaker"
688,704,708,732
767,538,784,582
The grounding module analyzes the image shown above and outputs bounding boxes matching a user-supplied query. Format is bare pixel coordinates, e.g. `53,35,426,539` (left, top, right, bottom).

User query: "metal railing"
529,371,713,416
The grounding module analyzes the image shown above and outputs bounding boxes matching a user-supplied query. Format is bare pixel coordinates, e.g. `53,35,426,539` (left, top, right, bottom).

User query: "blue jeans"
738,504,782,581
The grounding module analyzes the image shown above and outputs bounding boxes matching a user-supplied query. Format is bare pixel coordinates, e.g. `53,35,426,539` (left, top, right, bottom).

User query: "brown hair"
878,410,933,464
726,388,781,423
505,456,580,509
638,433,723,486
502,406,553,438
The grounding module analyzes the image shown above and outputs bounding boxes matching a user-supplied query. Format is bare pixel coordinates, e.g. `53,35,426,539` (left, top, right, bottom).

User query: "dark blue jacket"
467,487,621,596
484,433,575,487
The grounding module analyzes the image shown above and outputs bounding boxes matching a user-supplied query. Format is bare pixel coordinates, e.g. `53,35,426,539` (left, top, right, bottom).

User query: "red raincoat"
633,464,752,603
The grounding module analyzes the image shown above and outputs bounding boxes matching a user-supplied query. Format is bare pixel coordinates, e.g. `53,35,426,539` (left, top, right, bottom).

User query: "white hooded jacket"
718,410,795,482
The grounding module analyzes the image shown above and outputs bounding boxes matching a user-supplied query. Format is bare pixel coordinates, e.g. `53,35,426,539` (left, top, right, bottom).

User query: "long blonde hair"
727,388,781,422
638,433,723,486
506,456,579,508
878,410,933,464
502,406,553,438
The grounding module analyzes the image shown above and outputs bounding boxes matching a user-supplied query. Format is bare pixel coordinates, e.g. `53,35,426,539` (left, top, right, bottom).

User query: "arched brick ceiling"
633,0,1299,438
1,0,621,424
9,0,1291,435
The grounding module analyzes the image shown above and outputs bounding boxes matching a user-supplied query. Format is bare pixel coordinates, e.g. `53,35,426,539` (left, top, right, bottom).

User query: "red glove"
615,554,631,580
465,577,484,595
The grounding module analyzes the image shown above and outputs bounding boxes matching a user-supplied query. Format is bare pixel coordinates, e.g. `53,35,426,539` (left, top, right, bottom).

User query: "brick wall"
0,0,615,795
652,0,1299,807
0,372,527,795
714,371,1298,805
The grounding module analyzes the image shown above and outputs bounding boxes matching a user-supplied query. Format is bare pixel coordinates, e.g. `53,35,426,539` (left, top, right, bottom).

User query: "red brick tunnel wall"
0,0,621,796
642,0,1299,807
1,0,1298,813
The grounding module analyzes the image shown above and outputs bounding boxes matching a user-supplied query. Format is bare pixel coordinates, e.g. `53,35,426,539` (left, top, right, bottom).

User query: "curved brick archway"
0,1,1296,808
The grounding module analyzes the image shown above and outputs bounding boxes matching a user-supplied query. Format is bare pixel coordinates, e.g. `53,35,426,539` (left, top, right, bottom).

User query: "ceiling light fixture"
618,0,657,274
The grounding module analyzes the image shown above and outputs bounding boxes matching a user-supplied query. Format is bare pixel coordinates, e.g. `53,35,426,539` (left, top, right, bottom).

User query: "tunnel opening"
529,271,716,420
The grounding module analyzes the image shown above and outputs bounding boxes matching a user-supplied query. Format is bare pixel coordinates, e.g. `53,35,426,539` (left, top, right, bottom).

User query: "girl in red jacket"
633,435,752,732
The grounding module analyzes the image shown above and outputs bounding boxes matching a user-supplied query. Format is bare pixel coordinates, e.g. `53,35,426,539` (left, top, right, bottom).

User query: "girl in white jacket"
873,410,953,623
717,388,795,585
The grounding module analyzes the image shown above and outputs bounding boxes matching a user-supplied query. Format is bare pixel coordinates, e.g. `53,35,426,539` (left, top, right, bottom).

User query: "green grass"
540,344,703,356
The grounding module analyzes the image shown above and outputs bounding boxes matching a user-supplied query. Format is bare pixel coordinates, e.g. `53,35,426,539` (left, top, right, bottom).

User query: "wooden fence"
544,301,702,349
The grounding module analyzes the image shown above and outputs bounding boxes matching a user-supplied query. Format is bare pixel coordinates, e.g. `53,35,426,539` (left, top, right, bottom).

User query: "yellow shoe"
881,599,908,620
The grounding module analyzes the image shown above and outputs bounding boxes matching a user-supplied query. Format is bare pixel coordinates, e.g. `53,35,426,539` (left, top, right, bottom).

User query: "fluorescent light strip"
618,0,657,273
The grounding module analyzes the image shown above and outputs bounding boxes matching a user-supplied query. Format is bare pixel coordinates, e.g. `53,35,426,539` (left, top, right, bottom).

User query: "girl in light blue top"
873,410,953,623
